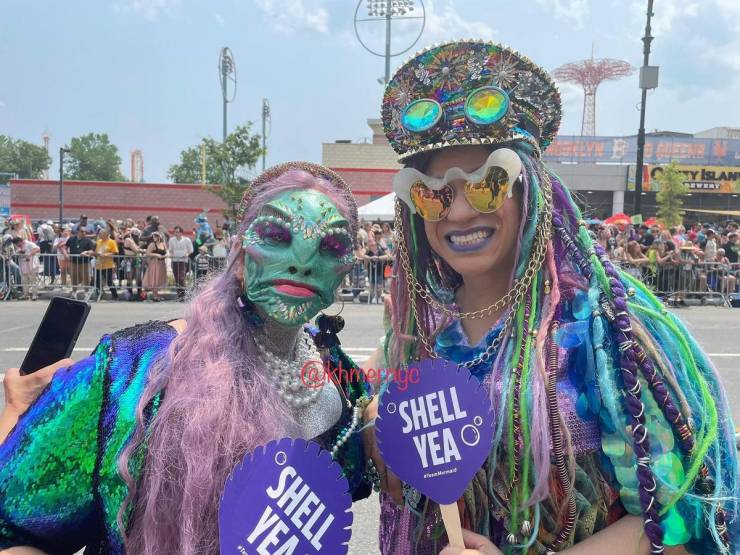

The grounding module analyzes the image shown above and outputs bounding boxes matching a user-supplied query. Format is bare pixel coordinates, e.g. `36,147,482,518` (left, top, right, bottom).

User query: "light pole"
218,47,237,143
261,98,271,171
59,147,70,225
634,0,659,215
354,0,425,84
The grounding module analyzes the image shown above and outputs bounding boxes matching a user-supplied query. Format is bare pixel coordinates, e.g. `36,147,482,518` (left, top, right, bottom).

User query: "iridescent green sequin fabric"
0,320,370,553
0,320,176,554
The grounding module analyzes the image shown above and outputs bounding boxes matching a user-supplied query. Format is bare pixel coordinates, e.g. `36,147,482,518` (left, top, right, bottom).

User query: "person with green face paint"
0,162,373,554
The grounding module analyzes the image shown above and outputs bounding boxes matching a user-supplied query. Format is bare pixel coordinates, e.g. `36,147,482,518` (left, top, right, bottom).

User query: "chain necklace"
253,330,324,409
394,173,553,359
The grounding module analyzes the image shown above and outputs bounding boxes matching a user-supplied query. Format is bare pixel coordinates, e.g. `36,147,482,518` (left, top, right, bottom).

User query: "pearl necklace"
254,329,372,463
253,330,324,409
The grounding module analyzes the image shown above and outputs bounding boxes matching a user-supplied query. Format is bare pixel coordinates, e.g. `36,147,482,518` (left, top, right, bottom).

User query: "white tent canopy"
357,192,396,221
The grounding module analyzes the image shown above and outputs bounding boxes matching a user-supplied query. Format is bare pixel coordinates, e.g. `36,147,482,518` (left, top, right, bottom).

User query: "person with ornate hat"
363,40,738,554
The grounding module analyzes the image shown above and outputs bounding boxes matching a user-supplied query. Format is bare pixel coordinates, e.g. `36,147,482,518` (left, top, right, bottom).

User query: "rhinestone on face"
401,98,443,133
465,86,510,126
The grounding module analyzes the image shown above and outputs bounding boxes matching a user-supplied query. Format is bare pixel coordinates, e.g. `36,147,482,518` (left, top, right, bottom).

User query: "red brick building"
322,119,400,206
10,178,227,230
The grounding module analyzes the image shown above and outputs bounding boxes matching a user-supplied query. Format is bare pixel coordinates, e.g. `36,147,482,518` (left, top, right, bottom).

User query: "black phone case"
19,297,91,375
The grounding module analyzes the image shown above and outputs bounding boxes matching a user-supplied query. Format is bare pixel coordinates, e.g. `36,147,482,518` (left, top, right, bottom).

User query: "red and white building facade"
9,179,227,230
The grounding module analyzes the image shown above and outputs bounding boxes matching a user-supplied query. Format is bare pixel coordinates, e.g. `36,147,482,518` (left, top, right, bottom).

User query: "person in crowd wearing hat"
71,214,88,236
66,225,95,298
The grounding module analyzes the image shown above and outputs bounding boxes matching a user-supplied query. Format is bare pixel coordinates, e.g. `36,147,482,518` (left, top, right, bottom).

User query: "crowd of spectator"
351,220,395,304
6,212,736,305
592,220,740,302
0,214,234,301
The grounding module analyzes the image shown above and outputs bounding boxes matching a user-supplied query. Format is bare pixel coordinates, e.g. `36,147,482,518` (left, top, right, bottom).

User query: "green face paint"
242,189,355,326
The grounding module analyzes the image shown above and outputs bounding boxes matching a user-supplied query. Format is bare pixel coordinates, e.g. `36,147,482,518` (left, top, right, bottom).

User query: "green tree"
655,161,688,228
0,135,52,178
64,132,125,181
168,124,263,217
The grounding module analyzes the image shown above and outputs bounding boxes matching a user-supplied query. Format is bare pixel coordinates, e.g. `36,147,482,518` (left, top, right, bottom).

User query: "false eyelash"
257,205,293,223
255,222,291,243
320,234,352,257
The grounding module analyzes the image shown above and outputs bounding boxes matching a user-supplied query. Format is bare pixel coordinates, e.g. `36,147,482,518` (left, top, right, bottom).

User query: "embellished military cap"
381,40,562,161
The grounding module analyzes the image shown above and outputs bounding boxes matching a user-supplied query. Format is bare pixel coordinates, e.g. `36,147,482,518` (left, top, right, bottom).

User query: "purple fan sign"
219,438,353,554
376,358,495,505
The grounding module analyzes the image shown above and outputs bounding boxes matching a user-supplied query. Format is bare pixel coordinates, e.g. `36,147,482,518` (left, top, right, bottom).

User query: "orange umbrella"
644,218,661,228
604,213,631,226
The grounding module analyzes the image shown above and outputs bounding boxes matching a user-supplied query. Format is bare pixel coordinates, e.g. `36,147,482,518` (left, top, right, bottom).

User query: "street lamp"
59,147,70,225
354,0,425,84
218,47,237,143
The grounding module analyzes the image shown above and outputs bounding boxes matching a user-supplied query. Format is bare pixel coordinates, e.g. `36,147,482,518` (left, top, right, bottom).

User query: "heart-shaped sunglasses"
393,148,523,222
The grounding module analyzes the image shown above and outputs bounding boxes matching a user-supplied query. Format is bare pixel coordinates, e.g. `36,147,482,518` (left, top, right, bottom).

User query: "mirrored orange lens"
464,166,510,213
410,181,452,221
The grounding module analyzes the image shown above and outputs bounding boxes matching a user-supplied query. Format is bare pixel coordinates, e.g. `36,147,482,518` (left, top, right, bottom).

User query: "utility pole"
59,147,70,225
384,0,392,83
634,0,656,216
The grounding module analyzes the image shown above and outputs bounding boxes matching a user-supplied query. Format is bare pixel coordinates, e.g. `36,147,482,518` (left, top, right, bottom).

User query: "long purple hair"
117,165,358,554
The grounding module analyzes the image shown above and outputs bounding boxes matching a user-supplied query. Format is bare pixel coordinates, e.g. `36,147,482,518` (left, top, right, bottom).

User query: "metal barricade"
619,258,739,307
1,252,207,302
340,258,393,304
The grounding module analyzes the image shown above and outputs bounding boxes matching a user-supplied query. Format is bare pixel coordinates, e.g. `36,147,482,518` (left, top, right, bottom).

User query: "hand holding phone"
19,297,90,375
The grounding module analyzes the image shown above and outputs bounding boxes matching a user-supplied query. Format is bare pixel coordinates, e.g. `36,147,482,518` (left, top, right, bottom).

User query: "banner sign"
376,358,495,505
544,135,740,166
640,165,740,194
219,438,352,555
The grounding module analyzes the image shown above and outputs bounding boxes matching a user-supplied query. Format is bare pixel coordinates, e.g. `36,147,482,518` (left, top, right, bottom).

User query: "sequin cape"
0,320,371,554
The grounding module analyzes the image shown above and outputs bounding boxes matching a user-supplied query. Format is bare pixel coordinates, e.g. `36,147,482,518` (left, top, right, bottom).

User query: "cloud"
112,0,178,21
628,0,698,37
254,0,329,34
535,0,589,29
214,12,225,26
423,0,495,43
0,100,5,109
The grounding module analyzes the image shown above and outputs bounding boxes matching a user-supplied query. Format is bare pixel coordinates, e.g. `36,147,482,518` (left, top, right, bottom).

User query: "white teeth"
449,230,492,245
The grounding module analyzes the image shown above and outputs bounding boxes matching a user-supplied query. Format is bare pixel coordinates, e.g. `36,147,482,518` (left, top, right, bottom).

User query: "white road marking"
0,324,35,334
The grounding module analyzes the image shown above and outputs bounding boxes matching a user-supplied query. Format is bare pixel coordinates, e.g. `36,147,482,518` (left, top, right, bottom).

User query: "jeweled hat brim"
382,40,562,161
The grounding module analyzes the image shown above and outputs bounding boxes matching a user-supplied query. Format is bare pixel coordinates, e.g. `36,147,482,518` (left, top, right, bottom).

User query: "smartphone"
19,297,90,375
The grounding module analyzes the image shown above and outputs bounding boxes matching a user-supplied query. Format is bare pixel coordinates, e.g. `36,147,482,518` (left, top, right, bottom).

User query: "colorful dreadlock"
387,140,738,554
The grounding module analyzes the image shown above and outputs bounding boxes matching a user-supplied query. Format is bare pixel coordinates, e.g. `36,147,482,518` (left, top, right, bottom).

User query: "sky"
1,0,739,182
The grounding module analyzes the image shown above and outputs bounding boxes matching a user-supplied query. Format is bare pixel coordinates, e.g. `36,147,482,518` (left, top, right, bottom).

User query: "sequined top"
0,320,370,554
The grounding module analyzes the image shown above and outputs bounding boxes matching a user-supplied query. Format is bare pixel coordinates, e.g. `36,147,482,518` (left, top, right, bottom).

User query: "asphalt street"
1,301,739,553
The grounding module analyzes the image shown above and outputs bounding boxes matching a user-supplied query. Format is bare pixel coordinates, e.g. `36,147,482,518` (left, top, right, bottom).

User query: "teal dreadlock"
387,140,738,554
